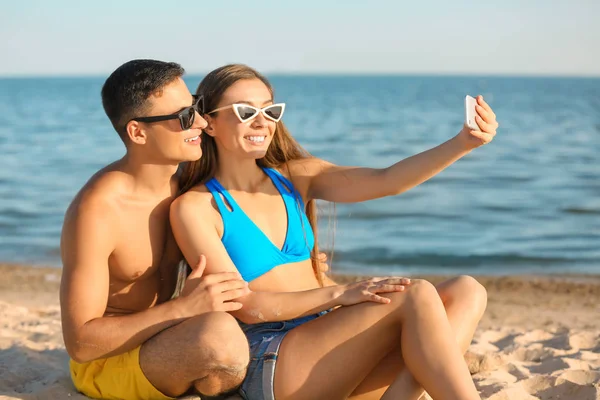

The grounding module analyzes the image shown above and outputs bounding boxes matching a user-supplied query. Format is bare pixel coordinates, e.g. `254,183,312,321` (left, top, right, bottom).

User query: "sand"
0,263,599,399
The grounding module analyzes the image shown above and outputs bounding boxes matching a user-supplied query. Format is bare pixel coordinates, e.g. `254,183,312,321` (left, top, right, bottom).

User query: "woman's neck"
215,154,267,192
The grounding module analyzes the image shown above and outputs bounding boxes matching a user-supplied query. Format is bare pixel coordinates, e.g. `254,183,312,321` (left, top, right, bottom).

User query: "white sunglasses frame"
207,103,286,123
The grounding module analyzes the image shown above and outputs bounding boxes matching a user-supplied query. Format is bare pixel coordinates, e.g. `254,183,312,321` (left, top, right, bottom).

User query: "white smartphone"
465,95,480,131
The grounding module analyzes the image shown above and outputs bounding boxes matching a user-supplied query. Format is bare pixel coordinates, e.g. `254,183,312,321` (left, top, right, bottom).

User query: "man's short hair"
101,59,185,142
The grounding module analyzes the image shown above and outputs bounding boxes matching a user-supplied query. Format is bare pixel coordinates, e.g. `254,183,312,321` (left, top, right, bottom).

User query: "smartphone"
465,95,480,131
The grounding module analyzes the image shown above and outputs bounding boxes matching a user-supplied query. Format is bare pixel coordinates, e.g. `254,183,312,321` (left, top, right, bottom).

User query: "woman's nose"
251,111,267,127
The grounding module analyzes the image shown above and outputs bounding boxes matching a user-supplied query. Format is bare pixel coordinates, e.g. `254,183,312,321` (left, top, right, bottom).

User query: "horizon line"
1,70,599,79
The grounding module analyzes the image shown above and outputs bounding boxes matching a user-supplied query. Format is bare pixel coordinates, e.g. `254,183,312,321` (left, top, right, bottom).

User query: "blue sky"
1,0,598,76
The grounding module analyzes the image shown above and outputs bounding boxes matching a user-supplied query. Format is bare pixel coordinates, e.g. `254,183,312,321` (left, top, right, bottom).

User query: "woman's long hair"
179,64,325,286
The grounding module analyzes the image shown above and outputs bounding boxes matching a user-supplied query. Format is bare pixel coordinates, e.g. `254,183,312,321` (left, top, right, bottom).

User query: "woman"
171,64,497,400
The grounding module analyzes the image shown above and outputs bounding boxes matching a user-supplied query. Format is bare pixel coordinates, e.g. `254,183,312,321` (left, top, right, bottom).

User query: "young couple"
60,59,498,400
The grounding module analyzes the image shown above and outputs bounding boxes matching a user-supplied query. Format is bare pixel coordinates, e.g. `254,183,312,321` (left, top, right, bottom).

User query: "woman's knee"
404,279,441,305
385,279,441,316
442,275,488,316
458,275,487,301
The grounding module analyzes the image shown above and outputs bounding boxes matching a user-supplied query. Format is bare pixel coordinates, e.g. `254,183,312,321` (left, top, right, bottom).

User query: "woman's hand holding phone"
457,95,499,150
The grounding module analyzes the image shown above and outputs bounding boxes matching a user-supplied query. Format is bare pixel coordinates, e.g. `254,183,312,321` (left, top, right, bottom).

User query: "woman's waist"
238,309,329,336
248,259,320,292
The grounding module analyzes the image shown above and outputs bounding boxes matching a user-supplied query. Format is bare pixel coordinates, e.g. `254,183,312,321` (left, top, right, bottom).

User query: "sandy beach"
1,263,599,400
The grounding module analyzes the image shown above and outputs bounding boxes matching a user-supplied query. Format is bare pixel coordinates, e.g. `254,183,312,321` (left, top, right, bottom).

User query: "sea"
1,75,599,276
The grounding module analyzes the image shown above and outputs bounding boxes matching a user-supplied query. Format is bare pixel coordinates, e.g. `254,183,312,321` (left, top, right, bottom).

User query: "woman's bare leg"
349,345,421,400
273,279,481,400
349,275,488,400
436,275,488,350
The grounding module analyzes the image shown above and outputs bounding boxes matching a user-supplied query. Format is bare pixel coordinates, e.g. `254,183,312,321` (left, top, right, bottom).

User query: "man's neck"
119,152,179,197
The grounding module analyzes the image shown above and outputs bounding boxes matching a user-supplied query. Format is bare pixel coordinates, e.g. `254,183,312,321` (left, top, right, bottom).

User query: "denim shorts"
238,311,328,400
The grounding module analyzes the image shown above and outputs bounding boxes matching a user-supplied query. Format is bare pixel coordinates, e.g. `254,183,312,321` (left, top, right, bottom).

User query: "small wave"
0,207,41,220
351,122,386,129
562,207,600,215
333,211,460,221
486,175,536,183
331,249,575,269
481,205,518,212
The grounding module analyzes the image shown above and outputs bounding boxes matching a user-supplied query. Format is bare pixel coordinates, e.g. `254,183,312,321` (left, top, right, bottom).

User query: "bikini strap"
263,168,304,205
205,178,237,214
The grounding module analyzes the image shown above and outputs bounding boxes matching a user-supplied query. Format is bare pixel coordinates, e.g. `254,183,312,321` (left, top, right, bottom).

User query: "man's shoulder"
60,166,128,261
66,164,130,222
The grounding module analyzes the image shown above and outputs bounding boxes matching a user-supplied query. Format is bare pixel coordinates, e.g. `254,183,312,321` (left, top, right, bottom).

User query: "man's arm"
316,252,337,287
156,226,184,303
59,198,189,363
60,197,246,363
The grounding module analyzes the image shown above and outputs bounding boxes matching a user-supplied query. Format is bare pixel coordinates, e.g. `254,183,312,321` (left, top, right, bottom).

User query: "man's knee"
188,312,249,396
192,312,249,370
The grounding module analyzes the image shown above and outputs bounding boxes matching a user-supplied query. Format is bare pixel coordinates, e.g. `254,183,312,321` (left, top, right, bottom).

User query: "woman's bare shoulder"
283,157,329,178
172,184,215,216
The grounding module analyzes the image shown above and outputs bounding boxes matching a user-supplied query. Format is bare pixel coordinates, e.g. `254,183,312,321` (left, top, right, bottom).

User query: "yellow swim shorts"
70,346,175,400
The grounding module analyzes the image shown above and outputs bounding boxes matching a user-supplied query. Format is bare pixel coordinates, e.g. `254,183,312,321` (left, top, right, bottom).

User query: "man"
60,59,252,400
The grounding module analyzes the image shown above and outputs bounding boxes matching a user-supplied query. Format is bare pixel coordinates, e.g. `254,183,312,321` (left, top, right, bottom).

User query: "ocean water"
0,75,599,276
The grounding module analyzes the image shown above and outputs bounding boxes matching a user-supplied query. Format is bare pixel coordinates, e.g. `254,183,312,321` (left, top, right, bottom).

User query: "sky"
1,0,598,77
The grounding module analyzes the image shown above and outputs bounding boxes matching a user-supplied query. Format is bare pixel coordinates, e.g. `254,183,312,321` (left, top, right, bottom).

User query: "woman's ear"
203,114,217,137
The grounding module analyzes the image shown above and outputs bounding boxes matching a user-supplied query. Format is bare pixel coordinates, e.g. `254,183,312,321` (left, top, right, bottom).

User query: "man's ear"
125,120,148,144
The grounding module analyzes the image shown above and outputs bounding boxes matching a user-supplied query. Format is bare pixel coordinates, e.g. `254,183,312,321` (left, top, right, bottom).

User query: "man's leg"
140,312,249,398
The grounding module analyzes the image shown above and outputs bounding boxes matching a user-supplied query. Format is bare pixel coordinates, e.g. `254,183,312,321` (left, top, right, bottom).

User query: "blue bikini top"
205,167,315,282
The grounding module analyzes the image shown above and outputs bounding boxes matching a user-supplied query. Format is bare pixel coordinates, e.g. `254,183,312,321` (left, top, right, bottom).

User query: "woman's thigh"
274,280,437,400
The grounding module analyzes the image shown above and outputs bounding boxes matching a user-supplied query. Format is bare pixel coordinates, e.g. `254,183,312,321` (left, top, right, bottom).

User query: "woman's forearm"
232,285,342,324
382,136,470,196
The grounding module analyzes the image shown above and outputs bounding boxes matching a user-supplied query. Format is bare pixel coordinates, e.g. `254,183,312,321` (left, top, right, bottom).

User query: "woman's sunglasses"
207,103,285,123
131,95,204,131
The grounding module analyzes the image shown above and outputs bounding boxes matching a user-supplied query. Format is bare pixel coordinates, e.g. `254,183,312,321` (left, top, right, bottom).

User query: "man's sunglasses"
207,103,285,123
131,95,204,131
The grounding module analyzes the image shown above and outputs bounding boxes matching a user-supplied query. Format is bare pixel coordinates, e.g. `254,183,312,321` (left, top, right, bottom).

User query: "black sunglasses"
131,95,205,131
